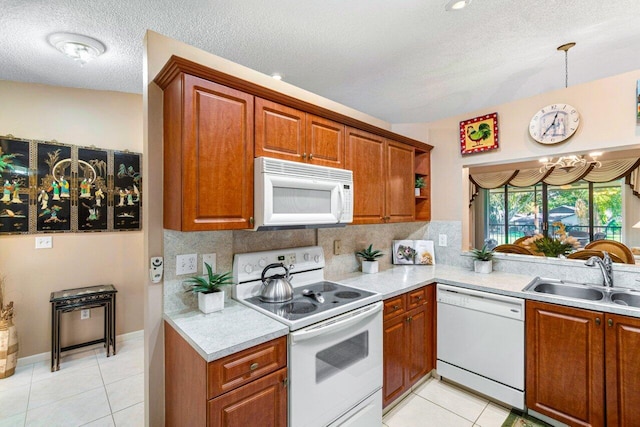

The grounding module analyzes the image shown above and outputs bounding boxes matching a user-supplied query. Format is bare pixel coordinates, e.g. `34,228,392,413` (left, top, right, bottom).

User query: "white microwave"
253,157,353,231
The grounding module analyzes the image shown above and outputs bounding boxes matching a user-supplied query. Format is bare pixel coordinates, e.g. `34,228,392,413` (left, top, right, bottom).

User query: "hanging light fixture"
48,32,105,66
445,0,472,11
539,152,602,172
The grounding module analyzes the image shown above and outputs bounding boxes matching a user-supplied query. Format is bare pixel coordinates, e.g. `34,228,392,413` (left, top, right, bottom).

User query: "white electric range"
233,246,383,427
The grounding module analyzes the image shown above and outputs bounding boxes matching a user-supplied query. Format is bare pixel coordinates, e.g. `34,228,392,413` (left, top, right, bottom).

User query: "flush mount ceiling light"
539,152,602,173
48,32,105,66
271,73,283,81
445,0,472,11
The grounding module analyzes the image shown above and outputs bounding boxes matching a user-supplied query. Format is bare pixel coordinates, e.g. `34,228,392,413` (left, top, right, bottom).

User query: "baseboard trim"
17,329,144,367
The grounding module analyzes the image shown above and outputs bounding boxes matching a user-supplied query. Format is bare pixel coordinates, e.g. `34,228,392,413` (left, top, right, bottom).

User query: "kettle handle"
261,263,289,283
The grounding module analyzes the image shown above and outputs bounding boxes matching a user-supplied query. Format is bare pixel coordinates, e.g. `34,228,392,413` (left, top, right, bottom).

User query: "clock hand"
541,113,559,137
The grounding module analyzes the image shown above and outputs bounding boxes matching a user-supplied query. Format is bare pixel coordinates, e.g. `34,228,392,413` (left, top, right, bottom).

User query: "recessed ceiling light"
271,73,283,81
48,32,105,66
445,0,472,11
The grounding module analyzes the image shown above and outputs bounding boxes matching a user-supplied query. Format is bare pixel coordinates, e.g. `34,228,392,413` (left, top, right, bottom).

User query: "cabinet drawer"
208,337,287,399
407,287,427,310
384,296,406,321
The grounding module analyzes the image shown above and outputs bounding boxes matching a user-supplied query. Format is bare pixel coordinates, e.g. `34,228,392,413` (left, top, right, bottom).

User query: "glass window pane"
487,188,505,245
547,181,590,248
593,179,623,242
507,185,542,242
315,331,368,383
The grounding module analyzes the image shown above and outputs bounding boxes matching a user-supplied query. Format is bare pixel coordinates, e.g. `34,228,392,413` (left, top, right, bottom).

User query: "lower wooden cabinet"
383,284,435,407
165,322,287,427
526,301,640,427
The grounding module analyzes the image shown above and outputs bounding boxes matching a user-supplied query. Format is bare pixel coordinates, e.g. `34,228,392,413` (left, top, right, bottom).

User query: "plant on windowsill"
184,263,234,314
356,244,384,274
415,176,425,196
470,244,494,274
522,222,580,258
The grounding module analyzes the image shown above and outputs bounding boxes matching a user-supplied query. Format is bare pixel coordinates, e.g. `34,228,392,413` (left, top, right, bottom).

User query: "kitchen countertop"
337,264,640,318
164,299,289,362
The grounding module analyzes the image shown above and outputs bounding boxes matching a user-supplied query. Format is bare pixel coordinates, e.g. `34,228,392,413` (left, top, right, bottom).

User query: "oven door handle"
290,301,382,343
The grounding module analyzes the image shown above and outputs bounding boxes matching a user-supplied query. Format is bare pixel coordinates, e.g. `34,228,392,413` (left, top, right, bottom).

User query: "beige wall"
393,70,640,249
0,80,144,357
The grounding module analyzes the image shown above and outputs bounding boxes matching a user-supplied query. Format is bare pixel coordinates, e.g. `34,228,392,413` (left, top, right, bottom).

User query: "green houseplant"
184,263,234,313
415,177,425,196
356,244,384,274
470,244,494,273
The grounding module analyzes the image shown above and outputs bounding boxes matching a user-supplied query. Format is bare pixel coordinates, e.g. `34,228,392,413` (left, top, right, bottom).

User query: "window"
483,179,623,247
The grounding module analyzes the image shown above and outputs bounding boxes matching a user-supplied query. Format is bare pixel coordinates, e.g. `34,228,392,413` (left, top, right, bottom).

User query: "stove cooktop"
244,281,378,325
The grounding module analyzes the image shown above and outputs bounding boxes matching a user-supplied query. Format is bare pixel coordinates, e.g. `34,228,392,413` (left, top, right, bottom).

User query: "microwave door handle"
337,185,345,223
290,302,382,343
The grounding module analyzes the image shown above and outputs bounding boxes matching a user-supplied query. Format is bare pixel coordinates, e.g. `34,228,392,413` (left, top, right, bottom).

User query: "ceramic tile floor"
383,377,511,427
0,335,144,427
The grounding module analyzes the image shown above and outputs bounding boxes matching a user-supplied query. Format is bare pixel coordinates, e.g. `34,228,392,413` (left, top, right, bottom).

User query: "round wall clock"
529,103,580,144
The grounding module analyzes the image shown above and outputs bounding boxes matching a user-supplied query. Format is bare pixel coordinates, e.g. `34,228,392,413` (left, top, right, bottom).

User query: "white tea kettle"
259,263,294,303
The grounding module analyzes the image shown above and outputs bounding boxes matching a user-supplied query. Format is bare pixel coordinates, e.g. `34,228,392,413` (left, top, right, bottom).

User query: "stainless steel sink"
610,291,640,308
525,280,605,301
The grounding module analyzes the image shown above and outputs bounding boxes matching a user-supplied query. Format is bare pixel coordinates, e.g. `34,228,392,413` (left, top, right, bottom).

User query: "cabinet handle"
282,377,288,387
308,153,313,160
406,316,412,323
249,362,259,371
302,153,307,159
393,305,400,311
414,295,423,301
608,318,613,327
249,217,254,225
595,317,601,326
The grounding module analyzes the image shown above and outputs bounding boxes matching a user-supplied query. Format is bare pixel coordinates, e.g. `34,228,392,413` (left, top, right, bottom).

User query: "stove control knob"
258,258,267,268
303,253,310,261
314,255,320,263
244,264,253,274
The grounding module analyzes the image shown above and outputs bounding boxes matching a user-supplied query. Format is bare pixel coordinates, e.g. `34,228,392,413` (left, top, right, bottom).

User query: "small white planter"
198,291,225,314
474,260,493,274
362,260,379,274
415,188,421,196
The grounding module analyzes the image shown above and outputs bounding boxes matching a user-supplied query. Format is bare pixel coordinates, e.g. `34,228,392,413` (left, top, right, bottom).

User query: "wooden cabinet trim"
154,55,432,152
208,336,287,399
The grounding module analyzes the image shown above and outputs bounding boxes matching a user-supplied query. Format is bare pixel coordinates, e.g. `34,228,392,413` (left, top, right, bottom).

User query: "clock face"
529,103,580,144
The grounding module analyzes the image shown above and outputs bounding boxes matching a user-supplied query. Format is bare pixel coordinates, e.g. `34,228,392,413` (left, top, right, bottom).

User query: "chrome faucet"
585,251,613,287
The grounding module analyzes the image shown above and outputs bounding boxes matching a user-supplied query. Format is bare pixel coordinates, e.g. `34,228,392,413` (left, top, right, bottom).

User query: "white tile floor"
0,335,144,427
383,377,511,427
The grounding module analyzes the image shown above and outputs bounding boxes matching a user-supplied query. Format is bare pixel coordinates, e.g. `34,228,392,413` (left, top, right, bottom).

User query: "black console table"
50,284,117,372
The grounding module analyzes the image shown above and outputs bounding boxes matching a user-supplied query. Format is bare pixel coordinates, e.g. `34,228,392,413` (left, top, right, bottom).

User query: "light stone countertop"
163,299,289,362
336,264,640,318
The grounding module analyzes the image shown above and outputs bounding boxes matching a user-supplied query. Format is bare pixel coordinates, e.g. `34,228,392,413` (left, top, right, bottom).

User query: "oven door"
289,302,383,427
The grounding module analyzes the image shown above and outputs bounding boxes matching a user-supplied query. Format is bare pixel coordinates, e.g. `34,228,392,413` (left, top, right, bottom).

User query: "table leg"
112,295,117,355
50,303,56,372
56,309,62,371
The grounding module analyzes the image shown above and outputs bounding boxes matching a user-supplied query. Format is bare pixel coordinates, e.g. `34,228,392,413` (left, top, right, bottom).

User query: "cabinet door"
605,314,640,426
345,128,386,224
208,367,287,427
305,114,345,168
406,304,429,386
386,140,415,223
383,314,407,407
169,74,254,231
255,98,305,162
526,301,604,427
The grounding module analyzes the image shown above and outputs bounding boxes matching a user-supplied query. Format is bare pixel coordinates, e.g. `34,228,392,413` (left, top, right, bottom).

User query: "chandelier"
539,152,602,172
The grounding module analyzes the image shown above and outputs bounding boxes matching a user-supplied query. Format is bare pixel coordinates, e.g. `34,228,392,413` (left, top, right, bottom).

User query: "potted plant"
184,263,234,314
471,244,494,274
356,244,384,274
415,177,425,196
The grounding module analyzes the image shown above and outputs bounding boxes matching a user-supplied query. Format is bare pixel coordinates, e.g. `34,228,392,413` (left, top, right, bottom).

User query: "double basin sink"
523,277,640,309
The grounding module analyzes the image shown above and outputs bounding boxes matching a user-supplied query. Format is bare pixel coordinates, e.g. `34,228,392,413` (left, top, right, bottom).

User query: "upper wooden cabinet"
162,73,254,231
346,128,416,224
255,98,345,168
414,148,431,221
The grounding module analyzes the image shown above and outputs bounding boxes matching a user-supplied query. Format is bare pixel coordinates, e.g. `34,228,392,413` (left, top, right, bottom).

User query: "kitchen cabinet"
383,284,435,407
414,148,431,221
255,98,345,168
346,128,416,224
526,301,640,427
165,322,287,427
161,73,254,231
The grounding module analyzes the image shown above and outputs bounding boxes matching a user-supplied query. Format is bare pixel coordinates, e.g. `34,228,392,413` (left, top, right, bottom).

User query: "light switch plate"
438,234,448,247
35,236,52,249
176,254,197,275
202,253,216,273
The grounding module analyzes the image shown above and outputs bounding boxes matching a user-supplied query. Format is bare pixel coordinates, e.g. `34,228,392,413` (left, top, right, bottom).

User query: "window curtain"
469,158,640,203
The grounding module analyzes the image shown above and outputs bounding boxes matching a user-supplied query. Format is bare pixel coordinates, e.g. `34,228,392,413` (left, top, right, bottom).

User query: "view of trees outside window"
485,179,622,247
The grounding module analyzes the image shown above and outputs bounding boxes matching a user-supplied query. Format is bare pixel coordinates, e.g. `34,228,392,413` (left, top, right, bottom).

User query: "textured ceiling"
2,0,640,123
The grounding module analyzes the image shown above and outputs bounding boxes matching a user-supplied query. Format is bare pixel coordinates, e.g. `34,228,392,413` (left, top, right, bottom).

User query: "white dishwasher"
436,283,525,409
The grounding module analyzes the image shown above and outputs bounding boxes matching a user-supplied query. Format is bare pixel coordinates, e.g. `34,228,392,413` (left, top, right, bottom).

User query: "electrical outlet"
35,236,52,249
176,253,198,275
202,253,216,273
81,309,90,320
438,234,448,247
333,240,342,255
